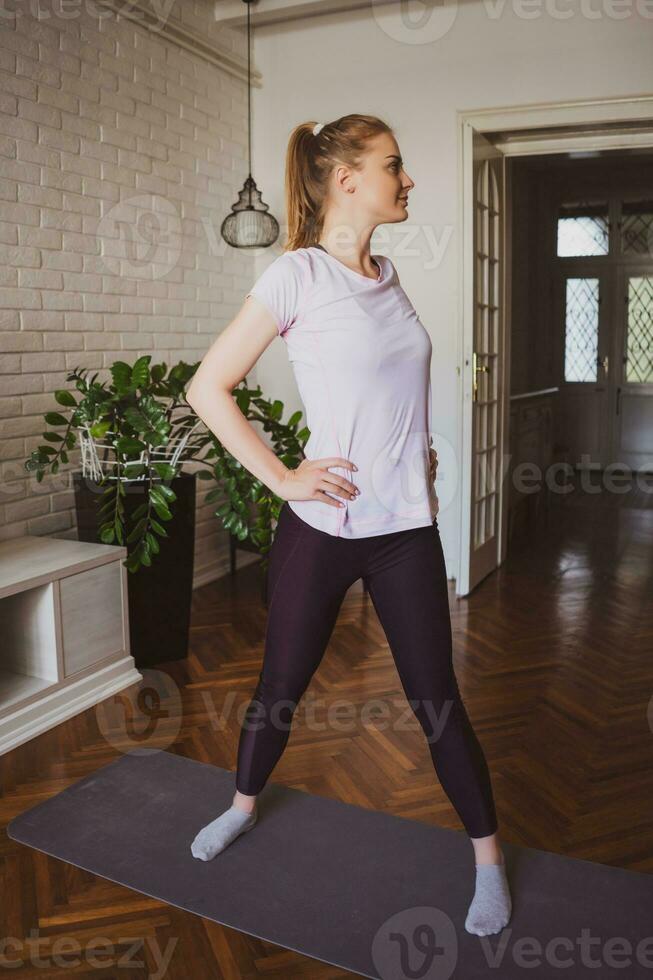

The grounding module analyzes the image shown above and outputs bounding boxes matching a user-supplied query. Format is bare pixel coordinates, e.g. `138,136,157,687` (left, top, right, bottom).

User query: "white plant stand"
0,535,142,756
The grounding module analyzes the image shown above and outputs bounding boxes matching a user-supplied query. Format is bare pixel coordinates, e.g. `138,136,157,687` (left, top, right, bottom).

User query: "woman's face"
347,131,415,225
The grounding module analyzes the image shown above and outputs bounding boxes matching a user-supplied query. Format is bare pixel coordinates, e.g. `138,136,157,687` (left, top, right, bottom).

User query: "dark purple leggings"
236,502,498,839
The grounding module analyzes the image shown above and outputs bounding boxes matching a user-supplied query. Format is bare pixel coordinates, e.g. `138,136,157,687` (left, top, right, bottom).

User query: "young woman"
186,114,511,937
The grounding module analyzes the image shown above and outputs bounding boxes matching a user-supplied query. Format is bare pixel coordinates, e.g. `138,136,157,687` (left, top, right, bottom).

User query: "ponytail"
283,113,392,252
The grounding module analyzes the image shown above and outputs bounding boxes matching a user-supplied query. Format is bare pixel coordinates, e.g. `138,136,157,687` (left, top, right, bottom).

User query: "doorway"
457,99,653,596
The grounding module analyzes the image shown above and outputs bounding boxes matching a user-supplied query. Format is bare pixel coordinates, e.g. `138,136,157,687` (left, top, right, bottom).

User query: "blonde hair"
283,113,393,252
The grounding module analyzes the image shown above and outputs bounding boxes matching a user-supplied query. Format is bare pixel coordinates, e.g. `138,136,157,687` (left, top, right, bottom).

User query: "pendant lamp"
221,0,279,249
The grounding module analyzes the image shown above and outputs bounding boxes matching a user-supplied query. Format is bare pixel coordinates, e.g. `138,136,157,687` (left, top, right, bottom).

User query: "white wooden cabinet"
0,535,142,755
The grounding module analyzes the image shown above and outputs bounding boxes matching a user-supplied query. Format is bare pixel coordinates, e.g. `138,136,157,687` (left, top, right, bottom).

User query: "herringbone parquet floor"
2,475,652,978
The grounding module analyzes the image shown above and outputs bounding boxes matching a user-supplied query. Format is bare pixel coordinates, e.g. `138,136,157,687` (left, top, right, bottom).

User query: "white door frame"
456,95,653,596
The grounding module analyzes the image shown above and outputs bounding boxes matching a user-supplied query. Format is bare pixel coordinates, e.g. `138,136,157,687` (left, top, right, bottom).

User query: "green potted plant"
25,355,308,666
194,382,308,590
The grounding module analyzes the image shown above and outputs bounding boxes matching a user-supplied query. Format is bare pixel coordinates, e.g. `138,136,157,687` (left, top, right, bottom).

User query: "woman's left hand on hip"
428,447,438,484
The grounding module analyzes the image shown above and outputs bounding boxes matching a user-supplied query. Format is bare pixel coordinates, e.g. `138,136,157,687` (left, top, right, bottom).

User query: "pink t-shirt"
246,244,438,538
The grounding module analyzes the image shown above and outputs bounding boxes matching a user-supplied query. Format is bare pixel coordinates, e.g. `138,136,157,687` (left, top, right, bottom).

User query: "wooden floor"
2,474,652,978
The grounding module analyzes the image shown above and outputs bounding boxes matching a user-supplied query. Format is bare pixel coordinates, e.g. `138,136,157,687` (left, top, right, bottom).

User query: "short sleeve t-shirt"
246,244,439,538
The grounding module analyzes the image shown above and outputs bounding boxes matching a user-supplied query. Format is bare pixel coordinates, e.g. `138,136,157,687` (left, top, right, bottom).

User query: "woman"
186,114,511,937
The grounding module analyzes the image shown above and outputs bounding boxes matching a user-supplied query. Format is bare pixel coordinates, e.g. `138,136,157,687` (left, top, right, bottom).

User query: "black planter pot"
73,470,196,669
229,523,269,604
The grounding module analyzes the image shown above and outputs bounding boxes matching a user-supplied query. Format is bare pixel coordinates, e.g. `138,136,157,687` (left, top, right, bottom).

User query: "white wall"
249,0,653,578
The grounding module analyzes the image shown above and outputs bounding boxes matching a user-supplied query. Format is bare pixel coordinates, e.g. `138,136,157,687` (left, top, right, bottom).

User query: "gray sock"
191,804,257,861
464,855,512,936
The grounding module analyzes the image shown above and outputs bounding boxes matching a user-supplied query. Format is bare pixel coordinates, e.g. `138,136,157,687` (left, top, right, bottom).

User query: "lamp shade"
221,175,279,249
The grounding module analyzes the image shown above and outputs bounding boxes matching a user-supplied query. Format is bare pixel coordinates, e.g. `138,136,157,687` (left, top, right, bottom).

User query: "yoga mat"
7,749,653,979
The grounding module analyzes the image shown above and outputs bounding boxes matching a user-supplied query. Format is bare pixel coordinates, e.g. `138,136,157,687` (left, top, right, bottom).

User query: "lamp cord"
246,0,252,200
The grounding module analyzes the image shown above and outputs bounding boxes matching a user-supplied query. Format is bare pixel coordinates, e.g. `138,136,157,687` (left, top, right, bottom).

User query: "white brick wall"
0,0,262,586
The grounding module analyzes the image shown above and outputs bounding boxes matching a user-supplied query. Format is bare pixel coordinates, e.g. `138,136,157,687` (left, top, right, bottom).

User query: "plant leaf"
54,389,76,407
44,412,69,426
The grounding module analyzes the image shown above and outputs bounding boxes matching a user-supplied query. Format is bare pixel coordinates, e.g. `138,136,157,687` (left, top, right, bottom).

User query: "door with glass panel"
556,199,653,472
555,262,612,470
615,200,653,471
469,134,505,590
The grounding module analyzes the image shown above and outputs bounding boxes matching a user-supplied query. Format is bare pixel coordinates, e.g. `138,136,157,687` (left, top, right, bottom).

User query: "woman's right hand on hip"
278,458,359,508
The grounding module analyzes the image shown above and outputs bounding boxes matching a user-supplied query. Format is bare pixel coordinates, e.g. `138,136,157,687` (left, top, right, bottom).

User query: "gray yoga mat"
7,749,653,979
